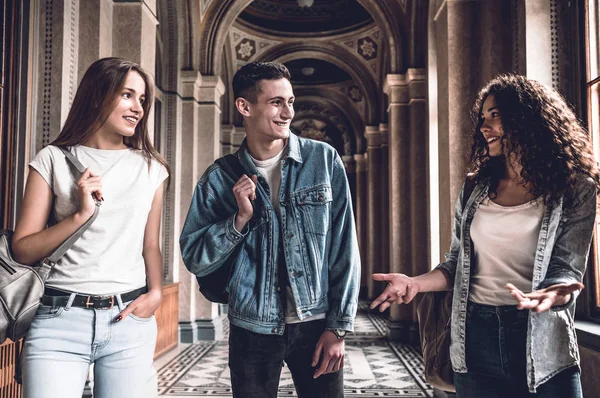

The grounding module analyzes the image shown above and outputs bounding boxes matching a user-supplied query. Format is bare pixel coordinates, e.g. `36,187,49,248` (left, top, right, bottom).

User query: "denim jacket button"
276,286,281,292
318,194,324,202
272,328,278,333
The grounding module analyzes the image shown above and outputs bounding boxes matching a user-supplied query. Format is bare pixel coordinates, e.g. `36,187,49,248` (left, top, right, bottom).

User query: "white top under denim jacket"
437,174,597,392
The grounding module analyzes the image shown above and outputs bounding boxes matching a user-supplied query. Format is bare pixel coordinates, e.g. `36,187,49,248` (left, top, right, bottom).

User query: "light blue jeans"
21,293,157,398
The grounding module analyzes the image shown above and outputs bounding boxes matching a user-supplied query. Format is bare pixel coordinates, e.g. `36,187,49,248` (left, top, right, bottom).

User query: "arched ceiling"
285,58,351,85
238,0,372,34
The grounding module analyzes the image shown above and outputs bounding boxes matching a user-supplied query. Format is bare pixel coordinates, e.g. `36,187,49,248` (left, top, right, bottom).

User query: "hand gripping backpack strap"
43,147,101,266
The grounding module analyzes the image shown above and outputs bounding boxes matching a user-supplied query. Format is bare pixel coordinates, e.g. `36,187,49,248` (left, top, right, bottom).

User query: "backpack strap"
43,147,101,265
216,153,247,180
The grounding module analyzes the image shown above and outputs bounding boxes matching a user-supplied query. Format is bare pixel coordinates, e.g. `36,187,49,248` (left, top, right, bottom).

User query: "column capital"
365,125,383,147
180,70,202,100
220,124,235,144
379,123,389,146
407,69,426,102
406,68,426,82
354,153,368,172
384,74,410,104
198,75,226,104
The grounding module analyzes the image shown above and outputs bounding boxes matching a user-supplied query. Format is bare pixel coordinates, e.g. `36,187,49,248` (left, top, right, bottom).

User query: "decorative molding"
160,2,178,280
67,0,77,109
333,26,382,80
550,0,559,89
42,0,54,147
512,0,520,74
228,25,281,69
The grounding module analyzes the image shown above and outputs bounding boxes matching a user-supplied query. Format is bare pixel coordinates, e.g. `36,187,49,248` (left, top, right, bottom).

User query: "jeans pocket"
34,304,64,319
128,313,155,323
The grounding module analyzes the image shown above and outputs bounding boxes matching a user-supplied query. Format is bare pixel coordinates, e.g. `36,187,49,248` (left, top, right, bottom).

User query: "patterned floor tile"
157,303,433,397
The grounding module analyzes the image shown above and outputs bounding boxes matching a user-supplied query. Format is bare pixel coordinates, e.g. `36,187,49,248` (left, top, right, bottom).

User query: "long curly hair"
470,74,600,206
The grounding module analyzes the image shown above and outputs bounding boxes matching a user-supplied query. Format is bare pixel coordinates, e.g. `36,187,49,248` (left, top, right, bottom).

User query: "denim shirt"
180,133,361,335
437,174,597,392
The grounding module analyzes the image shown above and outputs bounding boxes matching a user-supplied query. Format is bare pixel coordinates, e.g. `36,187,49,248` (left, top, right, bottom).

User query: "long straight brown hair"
52,57,170,180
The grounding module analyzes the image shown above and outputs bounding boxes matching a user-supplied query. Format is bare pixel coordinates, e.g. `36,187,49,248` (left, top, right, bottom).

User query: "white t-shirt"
469,196,545,305
29,145,168,295
251,147,325,324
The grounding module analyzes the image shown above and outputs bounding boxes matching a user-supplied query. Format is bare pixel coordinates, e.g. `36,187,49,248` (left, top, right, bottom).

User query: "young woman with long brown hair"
12,57,169,398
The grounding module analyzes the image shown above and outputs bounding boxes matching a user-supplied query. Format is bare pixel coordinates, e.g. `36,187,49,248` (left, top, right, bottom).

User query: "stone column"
178,71,225,342
407,69,429,344
379,124,390,276
365,126,383,299
177,71,203,343
77,0,112,81
221,124,235,155
196,76,225,178
112,0,158,133
353,153,368,294
384,74,412,342
194,75,225,339
432,0,515,261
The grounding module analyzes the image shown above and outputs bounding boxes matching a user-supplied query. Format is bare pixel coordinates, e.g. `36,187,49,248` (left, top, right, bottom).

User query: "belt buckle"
85,295,115,309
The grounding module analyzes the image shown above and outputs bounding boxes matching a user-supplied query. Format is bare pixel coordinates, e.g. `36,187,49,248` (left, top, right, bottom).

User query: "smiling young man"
180,62,360,398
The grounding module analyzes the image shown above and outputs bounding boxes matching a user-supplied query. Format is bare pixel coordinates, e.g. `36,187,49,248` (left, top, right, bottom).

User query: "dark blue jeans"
454,301,582,398
228,319,344,398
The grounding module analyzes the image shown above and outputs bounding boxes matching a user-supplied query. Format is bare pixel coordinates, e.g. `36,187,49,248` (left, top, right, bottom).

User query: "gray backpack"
0,147,100,344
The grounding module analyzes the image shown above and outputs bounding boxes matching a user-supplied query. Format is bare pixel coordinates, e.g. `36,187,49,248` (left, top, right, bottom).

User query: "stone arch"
198,0,407,76
257,43,379,126
198,0,254,75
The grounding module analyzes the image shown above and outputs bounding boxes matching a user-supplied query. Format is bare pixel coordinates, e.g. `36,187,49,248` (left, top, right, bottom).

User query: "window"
586,0,600,317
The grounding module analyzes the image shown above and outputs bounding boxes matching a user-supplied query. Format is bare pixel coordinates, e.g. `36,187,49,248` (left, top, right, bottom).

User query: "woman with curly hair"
370,74,599,397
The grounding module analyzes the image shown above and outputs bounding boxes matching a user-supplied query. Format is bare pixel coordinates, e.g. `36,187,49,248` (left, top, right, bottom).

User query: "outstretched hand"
505,282,584,313
369,273,419,312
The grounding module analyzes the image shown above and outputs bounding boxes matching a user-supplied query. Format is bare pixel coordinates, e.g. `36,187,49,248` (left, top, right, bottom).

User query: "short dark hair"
232,62,292,103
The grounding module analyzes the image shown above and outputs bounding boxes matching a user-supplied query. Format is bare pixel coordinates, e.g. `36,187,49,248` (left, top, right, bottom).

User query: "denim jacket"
180,133,360,335
437,174,597,392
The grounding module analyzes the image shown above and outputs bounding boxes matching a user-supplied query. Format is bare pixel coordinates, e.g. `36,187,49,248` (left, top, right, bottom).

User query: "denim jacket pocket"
294,185,333,236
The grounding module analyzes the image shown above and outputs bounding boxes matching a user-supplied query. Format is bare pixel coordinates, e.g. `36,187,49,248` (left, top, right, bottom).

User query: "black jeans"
454,301,582,398
228,319,344,398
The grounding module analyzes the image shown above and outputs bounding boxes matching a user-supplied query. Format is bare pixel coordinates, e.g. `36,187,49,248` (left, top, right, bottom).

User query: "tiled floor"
154,303,434,398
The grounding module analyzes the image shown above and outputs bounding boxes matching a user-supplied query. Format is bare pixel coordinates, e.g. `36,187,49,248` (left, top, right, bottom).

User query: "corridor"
153,303,434,398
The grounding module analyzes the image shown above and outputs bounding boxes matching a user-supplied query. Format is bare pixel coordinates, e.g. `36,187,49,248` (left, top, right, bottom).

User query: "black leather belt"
41,286,147,309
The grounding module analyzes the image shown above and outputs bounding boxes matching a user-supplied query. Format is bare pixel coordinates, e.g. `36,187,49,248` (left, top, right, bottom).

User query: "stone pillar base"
179,321,198,343
386,319,412,343
196,317,225,341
